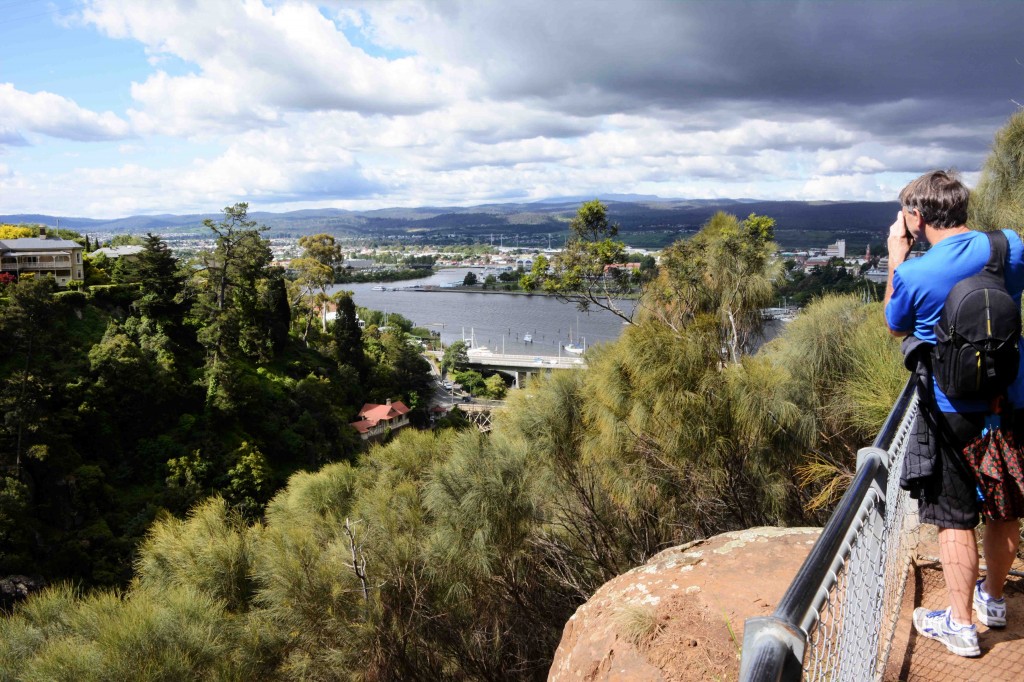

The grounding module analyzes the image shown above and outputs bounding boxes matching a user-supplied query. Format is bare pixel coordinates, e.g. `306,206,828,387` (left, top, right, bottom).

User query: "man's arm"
884,210,914,337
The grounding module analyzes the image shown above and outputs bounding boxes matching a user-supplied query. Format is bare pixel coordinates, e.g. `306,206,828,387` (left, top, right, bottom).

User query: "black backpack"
932,230,1021,400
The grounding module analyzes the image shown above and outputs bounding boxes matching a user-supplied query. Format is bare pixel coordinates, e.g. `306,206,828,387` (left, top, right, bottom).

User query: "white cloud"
0,83,131,142
3,0,1017,215
800,174,896,202
79,0,477,136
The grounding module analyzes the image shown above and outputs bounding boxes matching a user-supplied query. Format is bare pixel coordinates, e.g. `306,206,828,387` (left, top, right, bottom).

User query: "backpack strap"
984,230,1016,412
983,230,1010,277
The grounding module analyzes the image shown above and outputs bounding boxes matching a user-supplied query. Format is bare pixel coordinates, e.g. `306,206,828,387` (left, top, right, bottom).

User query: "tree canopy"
540,200,659,323
441,340,469,376
0,205,905,678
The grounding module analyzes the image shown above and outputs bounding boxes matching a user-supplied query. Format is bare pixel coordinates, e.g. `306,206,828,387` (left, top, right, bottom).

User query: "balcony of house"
1,253,84,286
1,253,74,272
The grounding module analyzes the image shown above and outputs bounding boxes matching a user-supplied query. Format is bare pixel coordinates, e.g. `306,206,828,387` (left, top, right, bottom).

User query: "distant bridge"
465,351,587,387
455,402,498,432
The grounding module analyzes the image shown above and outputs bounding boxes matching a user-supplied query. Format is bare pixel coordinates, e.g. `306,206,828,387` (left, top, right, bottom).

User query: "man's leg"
939,526,979,624
981,518,1020,598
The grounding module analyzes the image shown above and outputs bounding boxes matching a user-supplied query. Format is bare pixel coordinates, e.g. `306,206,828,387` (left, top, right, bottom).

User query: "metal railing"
739,378,920,681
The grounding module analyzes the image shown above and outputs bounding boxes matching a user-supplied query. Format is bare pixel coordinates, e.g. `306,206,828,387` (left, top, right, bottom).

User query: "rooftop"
0,238,83,251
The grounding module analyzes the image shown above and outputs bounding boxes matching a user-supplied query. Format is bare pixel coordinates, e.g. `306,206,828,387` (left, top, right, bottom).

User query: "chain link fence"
739,379,921,681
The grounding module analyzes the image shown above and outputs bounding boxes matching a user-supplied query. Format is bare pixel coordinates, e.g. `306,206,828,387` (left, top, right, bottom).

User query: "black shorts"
916,409,1024,530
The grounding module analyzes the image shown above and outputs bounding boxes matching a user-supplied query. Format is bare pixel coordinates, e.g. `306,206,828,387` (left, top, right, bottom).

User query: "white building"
825,239,846,259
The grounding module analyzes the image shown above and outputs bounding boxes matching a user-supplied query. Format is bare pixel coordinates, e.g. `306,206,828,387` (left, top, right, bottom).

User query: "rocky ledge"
548,526,821,681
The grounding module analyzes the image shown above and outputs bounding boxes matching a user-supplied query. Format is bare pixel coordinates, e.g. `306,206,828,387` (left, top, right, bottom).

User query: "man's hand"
883,209,912,335
887,210,914,267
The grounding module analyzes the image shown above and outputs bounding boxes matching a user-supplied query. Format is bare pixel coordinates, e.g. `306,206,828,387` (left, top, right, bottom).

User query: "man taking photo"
885,169,1024,657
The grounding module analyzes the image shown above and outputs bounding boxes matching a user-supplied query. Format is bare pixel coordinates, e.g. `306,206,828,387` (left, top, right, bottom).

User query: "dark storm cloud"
434,0,1023,161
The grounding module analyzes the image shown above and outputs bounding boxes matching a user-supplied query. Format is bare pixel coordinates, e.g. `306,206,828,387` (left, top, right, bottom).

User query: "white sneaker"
913,607,980,657
974,578,1007,628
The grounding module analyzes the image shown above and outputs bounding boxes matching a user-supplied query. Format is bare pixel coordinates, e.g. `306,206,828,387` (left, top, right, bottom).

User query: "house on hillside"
0,237,84,287
315,301,364,327
602,262,641,278
350,399,411,440
92,245,145,260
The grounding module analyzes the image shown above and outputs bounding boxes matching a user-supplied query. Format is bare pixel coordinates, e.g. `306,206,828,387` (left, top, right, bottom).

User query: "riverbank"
328,268,635,355
418,286,553,296
334,268,435,285
404,285,639,300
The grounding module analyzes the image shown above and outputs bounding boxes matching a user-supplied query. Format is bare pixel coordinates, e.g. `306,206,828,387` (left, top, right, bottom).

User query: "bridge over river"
465,350,586,387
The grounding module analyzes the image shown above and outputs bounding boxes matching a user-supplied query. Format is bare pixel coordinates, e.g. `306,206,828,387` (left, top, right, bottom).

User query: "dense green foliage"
541,200,644,323
0,201,904,679
440,340,468,376
0,206,432,591
22,100,1024,675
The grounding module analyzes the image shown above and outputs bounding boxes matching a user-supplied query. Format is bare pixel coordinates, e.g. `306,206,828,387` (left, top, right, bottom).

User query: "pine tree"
130,233,184,321
332,291,366,379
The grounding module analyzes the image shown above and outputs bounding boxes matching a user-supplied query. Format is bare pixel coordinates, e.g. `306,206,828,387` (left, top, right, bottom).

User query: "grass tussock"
614,604,664,649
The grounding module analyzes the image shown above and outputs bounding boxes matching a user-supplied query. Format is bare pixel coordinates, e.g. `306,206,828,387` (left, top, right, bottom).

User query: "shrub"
54,290,87,308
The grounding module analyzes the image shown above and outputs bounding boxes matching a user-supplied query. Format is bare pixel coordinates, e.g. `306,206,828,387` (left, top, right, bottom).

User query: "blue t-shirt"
885,229,1024,412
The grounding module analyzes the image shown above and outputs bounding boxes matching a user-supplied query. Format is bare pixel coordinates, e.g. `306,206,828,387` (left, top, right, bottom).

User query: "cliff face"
548,526,820,682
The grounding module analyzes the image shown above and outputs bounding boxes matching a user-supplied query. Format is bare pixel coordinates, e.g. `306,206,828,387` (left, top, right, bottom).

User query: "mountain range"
2,197,896,250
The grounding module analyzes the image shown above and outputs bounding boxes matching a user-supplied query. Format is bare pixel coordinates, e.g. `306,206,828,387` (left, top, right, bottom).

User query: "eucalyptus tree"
647,211,780,363
494,211,806,589
542,200,639,324
188,203,280,409
517,253,548,291
440,340,469,376
291,233,343,344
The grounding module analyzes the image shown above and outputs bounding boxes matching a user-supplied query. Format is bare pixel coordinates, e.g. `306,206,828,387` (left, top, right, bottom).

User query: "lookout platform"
884,528,1024,681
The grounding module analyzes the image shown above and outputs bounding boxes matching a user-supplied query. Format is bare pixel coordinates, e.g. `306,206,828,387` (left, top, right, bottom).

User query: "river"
329,268,634,357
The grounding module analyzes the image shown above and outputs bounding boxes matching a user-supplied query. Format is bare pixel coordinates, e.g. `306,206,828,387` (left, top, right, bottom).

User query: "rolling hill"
2,198,897,250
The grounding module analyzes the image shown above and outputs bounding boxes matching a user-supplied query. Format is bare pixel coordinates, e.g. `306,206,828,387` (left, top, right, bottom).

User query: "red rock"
548,526,820,682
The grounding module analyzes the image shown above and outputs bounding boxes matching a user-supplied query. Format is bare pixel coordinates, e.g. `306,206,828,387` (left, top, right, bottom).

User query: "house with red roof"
350,399,411,441
602,262,641,278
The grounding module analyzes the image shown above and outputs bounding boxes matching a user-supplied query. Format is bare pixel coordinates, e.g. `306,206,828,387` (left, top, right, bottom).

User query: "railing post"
739,616,806,681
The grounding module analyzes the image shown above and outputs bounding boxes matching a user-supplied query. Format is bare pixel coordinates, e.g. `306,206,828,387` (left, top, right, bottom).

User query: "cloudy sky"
1,0,1022,218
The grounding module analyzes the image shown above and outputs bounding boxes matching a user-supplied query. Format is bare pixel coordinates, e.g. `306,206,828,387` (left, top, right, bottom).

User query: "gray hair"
898,170,969,228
